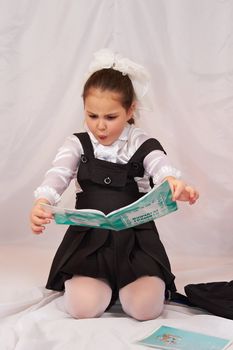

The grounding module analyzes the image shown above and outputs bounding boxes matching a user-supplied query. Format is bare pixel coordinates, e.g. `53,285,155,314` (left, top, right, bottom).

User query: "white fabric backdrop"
0,0,233,258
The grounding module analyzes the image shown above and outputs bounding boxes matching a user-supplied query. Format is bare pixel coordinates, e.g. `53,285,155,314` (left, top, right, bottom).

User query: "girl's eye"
106,115,117,120
88,114,98,119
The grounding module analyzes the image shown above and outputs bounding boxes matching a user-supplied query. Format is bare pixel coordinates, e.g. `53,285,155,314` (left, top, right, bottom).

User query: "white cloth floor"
0,245,232,350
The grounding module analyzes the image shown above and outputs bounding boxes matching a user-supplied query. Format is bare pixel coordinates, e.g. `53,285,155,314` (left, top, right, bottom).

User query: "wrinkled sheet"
0,245,233,350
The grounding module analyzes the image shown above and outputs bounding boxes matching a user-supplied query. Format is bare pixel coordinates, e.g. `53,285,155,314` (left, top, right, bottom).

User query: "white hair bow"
85,49,151,113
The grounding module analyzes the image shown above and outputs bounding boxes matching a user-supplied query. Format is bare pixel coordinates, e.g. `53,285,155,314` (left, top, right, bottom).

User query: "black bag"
184,281,233,320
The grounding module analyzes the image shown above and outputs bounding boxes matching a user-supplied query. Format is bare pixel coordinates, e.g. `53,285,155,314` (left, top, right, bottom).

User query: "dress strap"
127,138,166,187
73,132,94,159
129,138,166,164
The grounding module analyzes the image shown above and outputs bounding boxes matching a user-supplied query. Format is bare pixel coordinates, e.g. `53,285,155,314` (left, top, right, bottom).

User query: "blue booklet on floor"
136,325,232,350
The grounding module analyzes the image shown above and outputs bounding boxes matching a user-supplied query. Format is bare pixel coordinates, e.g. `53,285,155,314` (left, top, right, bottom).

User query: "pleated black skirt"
46,221,176,304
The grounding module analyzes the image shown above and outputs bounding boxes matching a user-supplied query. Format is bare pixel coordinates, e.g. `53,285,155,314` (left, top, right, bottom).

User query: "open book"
42,180,177,231
136,325,232,350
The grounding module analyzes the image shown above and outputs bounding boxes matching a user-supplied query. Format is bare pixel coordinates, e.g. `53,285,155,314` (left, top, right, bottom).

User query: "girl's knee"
64,295,106,319
119,276,165,321
64,276,112,319
121,296,164,321
129,301,164,321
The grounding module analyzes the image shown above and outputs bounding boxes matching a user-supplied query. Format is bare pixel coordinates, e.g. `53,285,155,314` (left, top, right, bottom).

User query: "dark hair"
82,68,136,124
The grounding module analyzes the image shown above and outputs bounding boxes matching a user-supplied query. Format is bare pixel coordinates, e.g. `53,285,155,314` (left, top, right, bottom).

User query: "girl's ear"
127,101,137,119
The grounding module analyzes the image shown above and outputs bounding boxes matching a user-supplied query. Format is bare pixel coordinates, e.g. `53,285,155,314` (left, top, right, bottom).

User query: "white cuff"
34,186,61,205
153,166,181,184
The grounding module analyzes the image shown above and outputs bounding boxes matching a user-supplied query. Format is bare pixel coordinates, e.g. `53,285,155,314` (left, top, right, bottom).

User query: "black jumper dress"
46,132,176,304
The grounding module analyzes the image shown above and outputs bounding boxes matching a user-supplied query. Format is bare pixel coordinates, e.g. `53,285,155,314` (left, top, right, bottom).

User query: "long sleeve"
34,135,82,205
143,150,181,185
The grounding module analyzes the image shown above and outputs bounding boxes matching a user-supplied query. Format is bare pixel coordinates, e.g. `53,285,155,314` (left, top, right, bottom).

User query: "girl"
30,49,199,321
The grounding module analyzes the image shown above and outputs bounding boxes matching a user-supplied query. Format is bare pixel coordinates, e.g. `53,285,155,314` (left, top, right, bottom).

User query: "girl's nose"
97,119,106,130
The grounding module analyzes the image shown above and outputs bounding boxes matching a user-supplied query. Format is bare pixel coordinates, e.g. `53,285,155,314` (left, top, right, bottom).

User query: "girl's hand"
165,176,199,205
30,198,53,234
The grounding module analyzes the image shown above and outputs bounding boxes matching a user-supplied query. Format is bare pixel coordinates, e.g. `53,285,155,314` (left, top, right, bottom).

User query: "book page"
107,180,177,230
41,205,108,228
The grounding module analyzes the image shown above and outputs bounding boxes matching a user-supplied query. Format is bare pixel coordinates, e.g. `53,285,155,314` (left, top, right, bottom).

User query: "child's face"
84,88,134,146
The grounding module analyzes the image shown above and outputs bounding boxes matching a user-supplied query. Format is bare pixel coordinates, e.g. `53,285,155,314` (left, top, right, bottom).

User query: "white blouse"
34,124,181,205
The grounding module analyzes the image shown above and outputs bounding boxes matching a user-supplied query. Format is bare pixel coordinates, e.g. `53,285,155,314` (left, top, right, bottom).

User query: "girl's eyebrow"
87,111,97,115
87,111,118,116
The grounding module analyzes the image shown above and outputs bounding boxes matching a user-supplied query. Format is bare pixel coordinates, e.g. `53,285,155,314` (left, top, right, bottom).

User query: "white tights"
64,275,165,321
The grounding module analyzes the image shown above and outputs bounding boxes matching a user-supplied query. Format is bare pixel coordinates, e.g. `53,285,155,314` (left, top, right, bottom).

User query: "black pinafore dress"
46,132,176,303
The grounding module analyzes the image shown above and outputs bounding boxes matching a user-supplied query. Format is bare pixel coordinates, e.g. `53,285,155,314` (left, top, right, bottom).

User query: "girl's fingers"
185,186,199,204
30,212,52,234
30,201,53,234
34,207,52,219
192,190,199,204
31,223,45,234
173,182,186,200
30,207,52,223
32,216,51,225
166,177,199,204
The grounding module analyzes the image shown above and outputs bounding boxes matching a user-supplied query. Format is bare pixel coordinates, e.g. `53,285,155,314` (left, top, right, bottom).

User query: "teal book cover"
41,180,177,231
136,325,232,350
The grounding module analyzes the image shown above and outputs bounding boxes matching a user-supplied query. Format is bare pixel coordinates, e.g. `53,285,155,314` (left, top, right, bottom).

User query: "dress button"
132,162,139,169
81,155,88,163
104,177,112,185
